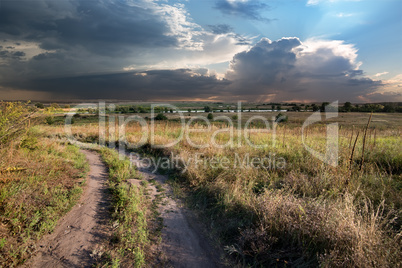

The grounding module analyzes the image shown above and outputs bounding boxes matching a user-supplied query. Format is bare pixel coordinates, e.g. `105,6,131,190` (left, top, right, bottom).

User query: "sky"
0,0,401,102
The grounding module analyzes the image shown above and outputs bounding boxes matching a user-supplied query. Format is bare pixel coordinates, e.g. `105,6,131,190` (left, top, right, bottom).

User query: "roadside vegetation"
97,148,158,268
0,102,89,267
0,102,161,267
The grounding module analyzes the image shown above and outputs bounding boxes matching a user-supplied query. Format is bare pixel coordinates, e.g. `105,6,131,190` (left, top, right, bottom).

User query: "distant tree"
276,105,281,111
343,102,352,112
204,106,211,113
382,104,395,113
232,114,238,120
64,104,70,109
138,106,146,113
312,104,319,112
305,104,310,111
291,105,301,111
320,102,330,112
188,109,191,113
271,105,275,111
35,102,44,109
170,109,173,113
207,113,213,120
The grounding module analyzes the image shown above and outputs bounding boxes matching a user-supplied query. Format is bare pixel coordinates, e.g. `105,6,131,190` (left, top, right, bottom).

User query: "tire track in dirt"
25,146,224,267
129,153,224,268
24,150,111,268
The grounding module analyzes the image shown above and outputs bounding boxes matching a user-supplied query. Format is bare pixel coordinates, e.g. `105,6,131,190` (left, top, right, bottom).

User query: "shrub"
0,101,34,147
154,113,168,120
35,102,44,109
207,113,213,120
45,116,55,125
50,103,60,109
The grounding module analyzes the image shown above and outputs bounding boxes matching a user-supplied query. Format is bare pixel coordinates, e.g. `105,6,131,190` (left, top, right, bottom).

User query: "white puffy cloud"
294,38,361,75
225,37,380,102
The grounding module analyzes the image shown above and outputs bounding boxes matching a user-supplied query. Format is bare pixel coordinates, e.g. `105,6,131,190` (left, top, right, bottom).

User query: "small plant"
207,113,213,120
20,129,39,150
0,101,34,148
45,116,55,125
154,113,168,120
275,112,288,123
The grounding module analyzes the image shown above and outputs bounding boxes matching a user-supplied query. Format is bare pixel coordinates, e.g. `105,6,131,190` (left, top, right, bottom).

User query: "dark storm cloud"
214,0,271,21
365,91,402,102
0,0,178,56
226,37,301,94
1,37,382,102
225,37,381,101
0,49,26,59
17,69,229,100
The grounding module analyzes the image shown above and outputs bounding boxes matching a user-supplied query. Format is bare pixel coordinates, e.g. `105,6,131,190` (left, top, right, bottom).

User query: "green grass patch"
98,148,154,267
0,132,89,267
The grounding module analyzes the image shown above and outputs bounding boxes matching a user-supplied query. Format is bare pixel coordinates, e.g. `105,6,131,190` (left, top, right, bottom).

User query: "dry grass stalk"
360,112,373,171
349,131,360,171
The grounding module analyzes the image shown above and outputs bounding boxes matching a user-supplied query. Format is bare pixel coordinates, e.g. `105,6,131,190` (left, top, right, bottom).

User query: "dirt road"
25,150,110,268
129,153,223,268
25,147,223,267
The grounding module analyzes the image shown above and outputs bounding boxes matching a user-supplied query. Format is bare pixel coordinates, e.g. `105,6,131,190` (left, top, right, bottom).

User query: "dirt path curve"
129,153,224,268
24,150,111,268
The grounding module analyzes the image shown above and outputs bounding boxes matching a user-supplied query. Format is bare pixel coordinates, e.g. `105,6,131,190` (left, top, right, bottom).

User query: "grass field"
41,110,402,267
1,100,401,267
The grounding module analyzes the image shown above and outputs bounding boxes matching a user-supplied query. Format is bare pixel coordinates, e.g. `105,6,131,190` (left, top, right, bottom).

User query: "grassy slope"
0,127,89,267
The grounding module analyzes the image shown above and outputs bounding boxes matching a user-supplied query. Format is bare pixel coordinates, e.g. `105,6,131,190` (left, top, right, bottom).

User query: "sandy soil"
24,150,111,268
129,153,224,268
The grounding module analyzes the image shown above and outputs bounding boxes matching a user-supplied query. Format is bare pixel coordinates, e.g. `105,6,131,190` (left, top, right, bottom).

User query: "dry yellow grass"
42,112,402,267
